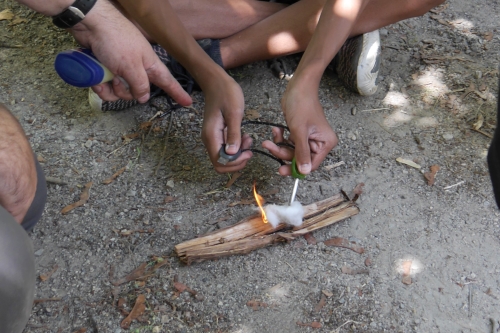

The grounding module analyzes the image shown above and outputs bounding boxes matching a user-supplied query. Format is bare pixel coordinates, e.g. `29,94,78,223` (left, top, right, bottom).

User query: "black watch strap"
52,0,97,29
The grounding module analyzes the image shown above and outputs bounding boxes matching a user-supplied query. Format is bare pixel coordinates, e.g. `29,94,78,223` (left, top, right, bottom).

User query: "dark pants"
0,159,46,333
488,75,500,208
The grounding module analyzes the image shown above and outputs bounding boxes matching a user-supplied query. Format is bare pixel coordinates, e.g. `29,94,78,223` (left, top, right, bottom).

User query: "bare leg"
113,0,286,40
220,0,445,68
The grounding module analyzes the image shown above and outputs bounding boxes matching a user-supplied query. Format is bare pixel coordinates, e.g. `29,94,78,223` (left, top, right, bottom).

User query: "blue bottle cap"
54,49,106,88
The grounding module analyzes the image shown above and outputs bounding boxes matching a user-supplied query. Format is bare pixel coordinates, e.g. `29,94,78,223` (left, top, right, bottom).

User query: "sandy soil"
1,0,500,332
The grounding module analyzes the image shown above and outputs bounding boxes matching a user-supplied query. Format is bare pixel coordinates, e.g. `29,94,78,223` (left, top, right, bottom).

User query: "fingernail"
138,93,150,104
225,144,237,154
300,163,311,174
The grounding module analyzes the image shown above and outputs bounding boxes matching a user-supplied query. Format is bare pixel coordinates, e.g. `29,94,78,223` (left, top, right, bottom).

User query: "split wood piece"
175,192,359,264
175,194,345,258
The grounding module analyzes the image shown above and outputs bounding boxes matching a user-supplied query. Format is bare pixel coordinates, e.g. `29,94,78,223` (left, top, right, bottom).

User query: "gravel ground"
1,0,500,332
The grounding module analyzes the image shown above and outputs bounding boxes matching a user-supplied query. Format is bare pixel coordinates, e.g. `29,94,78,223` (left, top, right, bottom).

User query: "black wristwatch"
52,0,97,29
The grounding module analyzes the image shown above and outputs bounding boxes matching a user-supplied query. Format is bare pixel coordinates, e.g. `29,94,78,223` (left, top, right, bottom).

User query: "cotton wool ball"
264,201,304,228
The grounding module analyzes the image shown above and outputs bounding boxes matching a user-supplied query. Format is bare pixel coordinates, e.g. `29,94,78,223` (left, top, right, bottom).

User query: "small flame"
253,183,268,224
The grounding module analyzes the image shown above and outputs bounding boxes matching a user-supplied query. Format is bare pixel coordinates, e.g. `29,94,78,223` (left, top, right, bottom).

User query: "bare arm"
0,105,37,224
117,0,253,173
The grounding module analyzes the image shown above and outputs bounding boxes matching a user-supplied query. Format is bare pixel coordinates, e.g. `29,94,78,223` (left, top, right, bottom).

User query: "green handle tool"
289,157,305,205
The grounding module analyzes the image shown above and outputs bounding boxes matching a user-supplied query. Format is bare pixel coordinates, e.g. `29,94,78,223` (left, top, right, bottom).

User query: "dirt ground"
1,0,500,332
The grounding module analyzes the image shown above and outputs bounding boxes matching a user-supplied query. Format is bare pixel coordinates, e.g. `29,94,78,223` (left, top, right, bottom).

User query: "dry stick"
360,107,390,112
154,111,175,176
471,128,493,138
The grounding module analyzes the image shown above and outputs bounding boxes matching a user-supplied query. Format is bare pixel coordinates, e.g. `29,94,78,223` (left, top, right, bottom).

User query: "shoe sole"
356,30,381,96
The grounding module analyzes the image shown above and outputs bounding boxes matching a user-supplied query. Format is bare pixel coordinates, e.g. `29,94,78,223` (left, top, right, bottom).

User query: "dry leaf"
0,9,14,21
139,121,152,130
112,257,169,286
296,321,322,329
341,266,369,275
102,166,126,185
322,290,333,297
121,294,146,329
313,294,327,313
245,109,261,120
37,155,46,163
473,114,484,130
424,164,440,186
225,171,242,188
402,275,412,285
117,298,129,316
303,233,317,245
364,257,372,266
246,299,268,311
10,17,27,25
173,282,187,293
61,182,93,214
396,157,421,169
39,265,59,282
324,237,365,254
164,196,176,203
72,329,87,333
484,32,494,41
122,132,140,142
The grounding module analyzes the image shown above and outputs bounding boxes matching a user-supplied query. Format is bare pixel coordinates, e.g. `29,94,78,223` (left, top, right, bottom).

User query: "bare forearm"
294,0,368,85
15,0,74,16
0,105,37,224
116,0,227,91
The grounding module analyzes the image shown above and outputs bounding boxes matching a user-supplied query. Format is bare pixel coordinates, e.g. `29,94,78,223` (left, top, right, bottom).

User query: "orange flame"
253,183,268,224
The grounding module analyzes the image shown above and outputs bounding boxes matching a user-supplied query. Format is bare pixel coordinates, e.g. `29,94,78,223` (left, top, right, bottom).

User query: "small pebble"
84,140,93,148
443,133,454,140
34,249,44,256
64,135,76,141
166,180,174,188
351,107,357,115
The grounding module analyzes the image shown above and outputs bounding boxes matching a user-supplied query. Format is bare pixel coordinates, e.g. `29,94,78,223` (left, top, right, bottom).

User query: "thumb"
224,111,243,155
292,128,312,175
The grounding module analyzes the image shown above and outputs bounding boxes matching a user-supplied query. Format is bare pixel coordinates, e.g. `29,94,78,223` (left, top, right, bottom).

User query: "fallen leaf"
225,171,242,188
39,265,59,282
303,233,317,245
313,294,327,313
122,132,140,142
341,266,369,275
139,121,152,130
0,9,14,21
117,298,129,316
472,114,484,130
37,155,46,163
61,182,93,214
112,257,169,286
246,299,268,311
173,282,187,293
323,237,364,254
396,157,421,169
484,32,494,41
352,183,365,195
364,257,372,266
322,290,333,297
164,196,176,203
245,108,261,120
424,164,440,186
121,294,146,329
72,329,87,333
102,166,126,185
296,321,322,329
10,17,27,25
402,275,412,285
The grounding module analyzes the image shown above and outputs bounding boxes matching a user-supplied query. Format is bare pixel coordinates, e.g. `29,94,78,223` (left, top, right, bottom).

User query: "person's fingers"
223,108,244,155
146,60,193,106
117,58,152,103
261,140,294,161
214,150,253,173
272,127,285,144
289,127,312,175
91,83,120,102
111,77,135,101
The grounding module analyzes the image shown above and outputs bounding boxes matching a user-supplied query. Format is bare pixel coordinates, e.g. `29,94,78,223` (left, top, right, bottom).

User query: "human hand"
69,0,192,106
262,79,338,176
201,74,253,173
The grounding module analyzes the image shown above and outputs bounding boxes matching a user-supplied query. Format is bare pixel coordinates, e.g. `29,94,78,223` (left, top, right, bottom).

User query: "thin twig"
471,128,493,139
360,107,390,112
444,181,465,190
154,110,175,176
